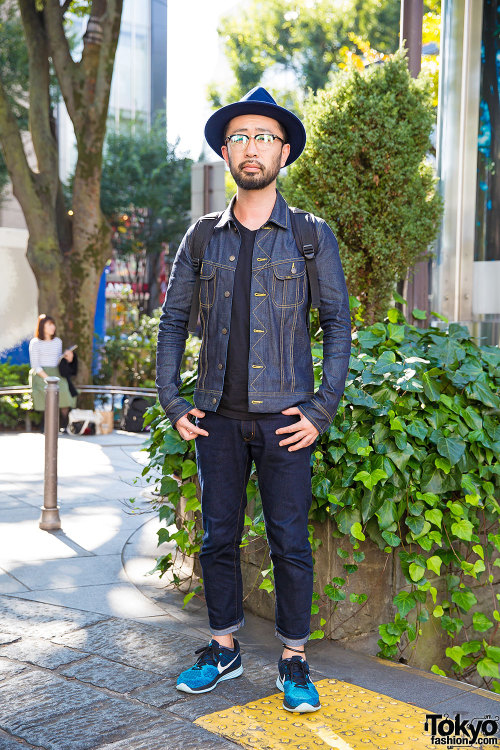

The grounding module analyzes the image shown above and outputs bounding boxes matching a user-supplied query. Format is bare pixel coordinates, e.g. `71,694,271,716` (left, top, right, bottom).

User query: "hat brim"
204,100,306,167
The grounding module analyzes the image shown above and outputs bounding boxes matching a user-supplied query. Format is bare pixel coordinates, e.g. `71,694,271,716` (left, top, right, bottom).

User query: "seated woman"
29,314,77,431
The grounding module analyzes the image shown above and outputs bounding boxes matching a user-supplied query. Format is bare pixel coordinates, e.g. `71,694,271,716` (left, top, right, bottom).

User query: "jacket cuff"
161,396,194,428
297,400,332,436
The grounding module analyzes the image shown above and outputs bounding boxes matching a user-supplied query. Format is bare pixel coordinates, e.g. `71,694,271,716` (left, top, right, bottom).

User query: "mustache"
238,160,263,170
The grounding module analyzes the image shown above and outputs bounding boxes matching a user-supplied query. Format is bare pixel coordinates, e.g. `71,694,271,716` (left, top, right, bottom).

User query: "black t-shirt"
217,216,275,420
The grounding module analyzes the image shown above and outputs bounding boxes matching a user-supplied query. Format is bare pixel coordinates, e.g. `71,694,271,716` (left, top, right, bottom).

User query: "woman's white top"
29,337,63,374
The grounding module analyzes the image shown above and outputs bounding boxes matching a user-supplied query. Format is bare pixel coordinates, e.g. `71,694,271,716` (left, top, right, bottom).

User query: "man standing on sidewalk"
156,87,351,713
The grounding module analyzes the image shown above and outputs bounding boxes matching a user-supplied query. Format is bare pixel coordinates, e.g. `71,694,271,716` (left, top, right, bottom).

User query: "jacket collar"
214,190,289,230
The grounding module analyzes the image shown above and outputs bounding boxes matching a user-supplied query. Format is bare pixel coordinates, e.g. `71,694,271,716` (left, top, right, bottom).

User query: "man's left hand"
276,407,319,451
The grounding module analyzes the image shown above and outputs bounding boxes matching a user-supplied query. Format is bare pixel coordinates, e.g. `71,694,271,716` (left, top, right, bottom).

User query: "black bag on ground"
120,397,150,432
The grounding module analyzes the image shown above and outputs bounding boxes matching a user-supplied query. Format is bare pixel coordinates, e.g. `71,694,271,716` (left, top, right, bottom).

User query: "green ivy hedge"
0,360,40,429
140,301,500,691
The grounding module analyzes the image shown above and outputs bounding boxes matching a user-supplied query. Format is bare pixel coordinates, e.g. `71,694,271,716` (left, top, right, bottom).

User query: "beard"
228,150,283,190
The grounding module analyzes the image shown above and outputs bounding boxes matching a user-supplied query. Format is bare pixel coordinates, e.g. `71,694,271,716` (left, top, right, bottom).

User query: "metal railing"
1,381,158,531
0,384,157,397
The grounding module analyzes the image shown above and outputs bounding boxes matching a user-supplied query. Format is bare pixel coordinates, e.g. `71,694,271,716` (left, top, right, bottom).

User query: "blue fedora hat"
204,86,306,166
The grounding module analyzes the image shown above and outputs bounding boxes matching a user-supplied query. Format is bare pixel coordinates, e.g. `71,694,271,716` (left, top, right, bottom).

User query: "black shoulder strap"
289,208,321,309
188,212,222,333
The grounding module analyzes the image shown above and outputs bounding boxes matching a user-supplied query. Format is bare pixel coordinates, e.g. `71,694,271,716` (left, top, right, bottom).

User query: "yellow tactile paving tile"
195,678,480,750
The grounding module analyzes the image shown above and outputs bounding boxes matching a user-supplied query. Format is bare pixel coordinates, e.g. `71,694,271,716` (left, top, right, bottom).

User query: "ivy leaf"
160,476,179,495
446,645,465,666
477,658,500,678
472,612,494,632
467,381,500,410
346,432,371,455
381,530,401,547
387,323,405,343
422,372,441,401
436,436,466,465
350,522,366,541
181,459,197,479
427,556,442,575
431,664,447,676
259,579,274,593
328,445,346,463
435,457,451,474
409,563,425,581
485,645,500,662
393,591,416,616
354,469,387,490
451,519,474,541
309,630,325,640
425,509,443,528
451,590,477,612
412,308,427,320
406,419,428,440
406,516,425,536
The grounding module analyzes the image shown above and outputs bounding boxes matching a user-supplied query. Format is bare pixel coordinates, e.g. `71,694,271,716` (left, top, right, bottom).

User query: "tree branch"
0,79,39,218
17,0,58,182
88,0,123,131
43,0,82,130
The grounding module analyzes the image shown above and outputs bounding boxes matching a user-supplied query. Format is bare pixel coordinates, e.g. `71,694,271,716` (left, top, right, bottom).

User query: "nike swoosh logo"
217,653,239,673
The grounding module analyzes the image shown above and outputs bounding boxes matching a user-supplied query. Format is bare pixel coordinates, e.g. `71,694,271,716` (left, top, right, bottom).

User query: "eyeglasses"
225,133,285,149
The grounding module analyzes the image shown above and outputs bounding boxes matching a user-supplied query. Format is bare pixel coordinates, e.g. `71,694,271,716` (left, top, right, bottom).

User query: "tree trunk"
0,0,123,382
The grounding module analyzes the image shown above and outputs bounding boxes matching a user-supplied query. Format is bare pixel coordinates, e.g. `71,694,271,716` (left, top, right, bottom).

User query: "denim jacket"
156,190,351,435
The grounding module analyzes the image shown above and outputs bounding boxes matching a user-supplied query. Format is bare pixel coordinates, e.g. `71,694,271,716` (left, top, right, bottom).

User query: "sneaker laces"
285,656,310,689
193,641,220,669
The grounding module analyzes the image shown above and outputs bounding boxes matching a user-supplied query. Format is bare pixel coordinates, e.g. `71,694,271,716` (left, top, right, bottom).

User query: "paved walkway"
0,431,498,750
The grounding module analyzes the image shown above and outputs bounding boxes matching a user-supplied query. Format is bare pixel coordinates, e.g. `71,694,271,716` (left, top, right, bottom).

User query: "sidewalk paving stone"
2,430,500,750
0,637,88,670
59,654,162,693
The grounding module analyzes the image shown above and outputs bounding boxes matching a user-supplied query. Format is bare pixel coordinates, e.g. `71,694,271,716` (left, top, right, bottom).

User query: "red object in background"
159,248,167,306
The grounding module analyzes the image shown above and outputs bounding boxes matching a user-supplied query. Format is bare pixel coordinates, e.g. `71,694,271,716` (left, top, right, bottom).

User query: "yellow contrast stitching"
311,397,333,421
290,277,299,392
249,233,270,392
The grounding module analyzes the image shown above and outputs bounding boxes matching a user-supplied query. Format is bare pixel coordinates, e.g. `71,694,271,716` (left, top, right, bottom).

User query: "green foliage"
142,299,500,691
94,310,200,389
0,361,40,428
100,116,192,255
210,0,430,106
282,53,443,322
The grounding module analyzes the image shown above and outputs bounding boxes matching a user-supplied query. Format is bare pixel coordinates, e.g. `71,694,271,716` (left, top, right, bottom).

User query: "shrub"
94,309,200,388
140,303,500,691
282,53,443,322
0,360,39,429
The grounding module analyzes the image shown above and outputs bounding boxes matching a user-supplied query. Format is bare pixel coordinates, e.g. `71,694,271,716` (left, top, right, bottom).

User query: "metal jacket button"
212,398,217,404
222,328,228,334
224,291,230,297
229,255,235,261
218,363,223,369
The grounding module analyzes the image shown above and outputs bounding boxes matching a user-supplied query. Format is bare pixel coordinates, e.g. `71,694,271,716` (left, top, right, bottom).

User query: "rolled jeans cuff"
210,617,245,637
275,628,310,648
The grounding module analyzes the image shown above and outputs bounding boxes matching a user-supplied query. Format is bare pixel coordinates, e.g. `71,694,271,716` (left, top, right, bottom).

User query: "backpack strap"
188,212,222,333
289,208,321,309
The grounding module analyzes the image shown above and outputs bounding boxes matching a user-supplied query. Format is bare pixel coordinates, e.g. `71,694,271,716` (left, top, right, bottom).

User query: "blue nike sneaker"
276,655,321,712
176,639,243,694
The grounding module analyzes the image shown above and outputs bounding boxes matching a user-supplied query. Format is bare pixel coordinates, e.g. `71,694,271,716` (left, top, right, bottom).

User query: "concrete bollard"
39,376,62,531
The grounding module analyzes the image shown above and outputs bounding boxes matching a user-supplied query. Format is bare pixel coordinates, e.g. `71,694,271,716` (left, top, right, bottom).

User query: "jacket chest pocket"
199,262,217,308
271,259,306,308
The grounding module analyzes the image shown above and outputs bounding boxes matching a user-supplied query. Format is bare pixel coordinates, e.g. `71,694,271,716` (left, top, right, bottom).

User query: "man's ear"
280,142,291,168
221,145,230,168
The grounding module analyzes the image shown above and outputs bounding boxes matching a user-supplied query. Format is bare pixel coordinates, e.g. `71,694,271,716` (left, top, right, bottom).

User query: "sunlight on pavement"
196,678,442,749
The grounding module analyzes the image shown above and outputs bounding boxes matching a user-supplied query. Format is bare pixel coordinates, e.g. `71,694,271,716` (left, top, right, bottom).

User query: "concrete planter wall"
174,481,498,687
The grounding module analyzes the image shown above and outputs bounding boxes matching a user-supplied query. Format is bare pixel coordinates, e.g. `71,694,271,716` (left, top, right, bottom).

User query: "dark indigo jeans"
195,410,316,647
